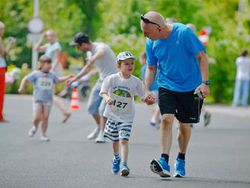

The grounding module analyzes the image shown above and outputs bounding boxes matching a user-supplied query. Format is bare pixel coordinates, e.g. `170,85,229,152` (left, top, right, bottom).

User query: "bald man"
140,11,209,177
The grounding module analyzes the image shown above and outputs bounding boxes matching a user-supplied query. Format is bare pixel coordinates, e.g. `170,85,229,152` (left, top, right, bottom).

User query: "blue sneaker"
150,157,171,177
174,158,185,177
120,163,130,177
112,158,120,174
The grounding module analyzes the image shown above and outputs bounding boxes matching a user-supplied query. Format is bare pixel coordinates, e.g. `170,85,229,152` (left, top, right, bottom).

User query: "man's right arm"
72,48,104,81
145,65,157,91
34,33,46,52
68,60,93,84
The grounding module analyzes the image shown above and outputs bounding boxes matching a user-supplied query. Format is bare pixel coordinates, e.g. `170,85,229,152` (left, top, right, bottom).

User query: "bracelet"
202,80,210,86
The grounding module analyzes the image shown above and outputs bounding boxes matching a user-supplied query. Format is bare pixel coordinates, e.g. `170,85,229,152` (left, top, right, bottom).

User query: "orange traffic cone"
70,88,80,110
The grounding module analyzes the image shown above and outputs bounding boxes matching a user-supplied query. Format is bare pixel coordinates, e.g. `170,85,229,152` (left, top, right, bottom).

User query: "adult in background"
35,29,71,123
233,49,250,107
67,32,117,143
0,21,16,122
140,11,209,177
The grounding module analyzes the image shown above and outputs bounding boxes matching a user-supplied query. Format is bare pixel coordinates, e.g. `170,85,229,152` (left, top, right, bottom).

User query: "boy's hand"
105,97,114,105
144,93,155,105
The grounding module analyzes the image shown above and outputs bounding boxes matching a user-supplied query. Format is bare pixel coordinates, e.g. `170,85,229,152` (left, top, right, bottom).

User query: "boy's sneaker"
40,135,50,142
87,127,100,140
120,163,130,177
112,158,120,174
150,121,156,127
173,158,185,177
28,127,37,137
150,157,171,177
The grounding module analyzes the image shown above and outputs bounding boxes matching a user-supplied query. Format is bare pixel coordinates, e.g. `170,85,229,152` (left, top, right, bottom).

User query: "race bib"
110,91,131,113
37,77,53,90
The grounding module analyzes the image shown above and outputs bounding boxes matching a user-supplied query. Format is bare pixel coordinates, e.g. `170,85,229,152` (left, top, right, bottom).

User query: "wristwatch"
202,80,210,86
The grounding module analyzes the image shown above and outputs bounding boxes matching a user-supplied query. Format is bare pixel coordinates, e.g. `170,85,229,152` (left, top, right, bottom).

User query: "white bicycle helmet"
116,51,135,63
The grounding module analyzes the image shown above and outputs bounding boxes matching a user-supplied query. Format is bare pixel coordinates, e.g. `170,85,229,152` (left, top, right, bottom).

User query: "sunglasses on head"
140,15,161,27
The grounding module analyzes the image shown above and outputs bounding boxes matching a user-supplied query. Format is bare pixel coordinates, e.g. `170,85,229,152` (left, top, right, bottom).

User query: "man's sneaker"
87,127,100,140
40,135,50,142
120,163,130,177
150,121,156,127
95,131,105,143
112,158,120,174
28,126,37,137
150,157,171,177
173,158,185,177
204,111,211,127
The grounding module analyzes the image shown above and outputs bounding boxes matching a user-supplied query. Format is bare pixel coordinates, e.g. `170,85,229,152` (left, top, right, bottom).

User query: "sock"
161,153,169,163
114,153,120,160
177,153,185,160
121,161,127,166
150,117,156,124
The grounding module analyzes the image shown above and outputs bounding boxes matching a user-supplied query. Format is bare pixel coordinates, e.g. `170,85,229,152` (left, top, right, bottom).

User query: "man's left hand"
194,83,210,99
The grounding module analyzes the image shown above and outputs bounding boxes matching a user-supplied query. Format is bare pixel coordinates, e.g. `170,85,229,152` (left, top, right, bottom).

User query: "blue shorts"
87,80,106,115
104,119,132,142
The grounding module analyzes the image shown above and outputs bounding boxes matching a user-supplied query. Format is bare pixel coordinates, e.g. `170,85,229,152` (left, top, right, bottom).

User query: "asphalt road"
0,95,250,188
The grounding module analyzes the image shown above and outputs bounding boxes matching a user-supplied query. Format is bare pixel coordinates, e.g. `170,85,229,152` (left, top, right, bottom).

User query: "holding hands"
144,92,155,105
66,76,77,86
105,96,114,105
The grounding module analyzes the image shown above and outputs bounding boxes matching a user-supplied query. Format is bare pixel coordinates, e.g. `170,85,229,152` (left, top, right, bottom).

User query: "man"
140,11,209,177
68,32,117,143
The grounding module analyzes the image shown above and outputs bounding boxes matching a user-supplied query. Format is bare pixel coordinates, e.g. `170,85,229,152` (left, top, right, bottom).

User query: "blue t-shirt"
140,64,158,91
146,23,206,92
27,70,59,101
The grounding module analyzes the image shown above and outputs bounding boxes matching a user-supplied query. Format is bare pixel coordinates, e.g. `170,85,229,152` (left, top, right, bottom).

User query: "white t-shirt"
100,72,145,122
90,42,117,81
236,56,250,80
44,42,64,76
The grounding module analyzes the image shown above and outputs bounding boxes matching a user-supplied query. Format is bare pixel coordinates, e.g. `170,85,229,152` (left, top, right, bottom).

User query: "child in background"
100,51,154,176
140,52,160,128
18,55,73,141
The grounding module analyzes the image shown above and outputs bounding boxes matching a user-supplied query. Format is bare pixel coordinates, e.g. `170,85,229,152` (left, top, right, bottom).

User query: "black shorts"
158,87,203,123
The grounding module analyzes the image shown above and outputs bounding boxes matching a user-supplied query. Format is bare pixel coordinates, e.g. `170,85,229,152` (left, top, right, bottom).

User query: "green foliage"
1,0,250,103
0,0,83,68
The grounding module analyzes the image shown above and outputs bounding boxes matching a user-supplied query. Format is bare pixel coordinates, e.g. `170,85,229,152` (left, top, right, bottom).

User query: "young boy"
100,51,153,176
18,55,73,141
